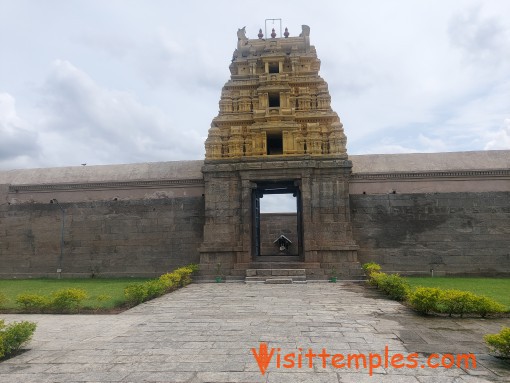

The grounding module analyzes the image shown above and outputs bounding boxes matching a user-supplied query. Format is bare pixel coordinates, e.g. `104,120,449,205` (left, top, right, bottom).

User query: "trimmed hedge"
362,262,382,277
124,264,199,307
0,319,36,360
15,288,88,313
484,327,510,358
362,263,506,318
407,287,442,314
377,273,411,301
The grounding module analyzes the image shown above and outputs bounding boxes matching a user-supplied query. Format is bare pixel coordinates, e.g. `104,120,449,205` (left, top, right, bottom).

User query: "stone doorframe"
251,180,303,260
199,158,359,277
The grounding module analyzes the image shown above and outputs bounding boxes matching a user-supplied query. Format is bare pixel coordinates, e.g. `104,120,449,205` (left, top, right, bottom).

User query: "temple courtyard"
1,283,509,382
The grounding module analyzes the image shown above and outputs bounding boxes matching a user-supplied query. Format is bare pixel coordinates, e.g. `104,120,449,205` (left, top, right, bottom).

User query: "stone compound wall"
259,213,298,256
0,197,204,278
351,192,510,276
1,152,509,278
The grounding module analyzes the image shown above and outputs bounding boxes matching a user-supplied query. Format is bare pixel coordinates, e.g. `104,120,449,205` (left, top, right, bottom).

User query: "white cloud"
35,60,203,167
448,6,510,65
485,119,510,150
1,1,510,170
0,93,39,168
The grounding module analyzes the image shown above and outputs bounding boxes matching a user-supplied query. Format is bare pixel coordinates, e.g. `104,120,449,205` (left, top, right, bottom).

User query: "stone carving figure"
299,25,310,37
237,26,247,41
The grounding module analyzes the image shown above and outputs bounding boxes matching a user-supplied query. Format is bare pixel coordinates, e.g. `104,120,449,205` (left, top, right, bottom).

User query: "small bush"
145,280,167,300
159,273,179,290
124,264,198,307
484,327,510,358
49,288,88,313
407,287,442,314
15,293,49,312
0,319,37,359
159,265,198,289
377,273,411,301
471,295,507,318
438,289,478,318
362,262,381,277
124,283,148,306
367,271,386,287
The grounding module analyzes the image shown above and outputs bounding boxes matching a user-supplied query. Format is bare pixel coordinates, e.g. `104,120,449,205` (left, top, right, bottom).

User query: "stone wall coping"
8,178,204,193
0,160,204,185
1,150,508,189
350,150,509,173
351,168,510,181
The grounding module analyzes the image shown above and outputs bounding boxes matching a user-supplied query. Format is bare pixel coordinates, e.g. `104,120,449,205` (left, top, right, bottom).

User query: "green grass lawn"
0,278,150,312
406,277,510,309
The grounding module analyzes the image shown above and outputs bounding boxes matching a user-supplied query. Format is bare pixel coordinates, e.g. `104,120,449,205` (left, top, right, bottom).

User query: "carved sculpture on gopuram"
204,25,348,161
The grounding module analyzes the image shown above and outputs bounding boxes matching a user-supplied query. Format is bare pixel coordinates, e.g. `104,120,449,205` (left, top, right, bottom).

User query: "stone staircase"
241,256,326,284
245,268,307,284
197,256,365,283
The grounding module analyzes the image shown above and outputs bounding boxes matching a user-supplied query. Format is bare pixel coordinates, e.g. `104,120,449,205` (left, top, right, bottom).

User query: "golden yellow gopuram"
205,25,347,160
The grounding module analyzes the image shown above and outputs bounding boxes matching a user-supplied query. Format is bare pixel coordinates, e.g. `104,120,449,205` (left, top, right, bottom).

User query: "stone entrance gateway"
252,180,301,258
199,25,361,281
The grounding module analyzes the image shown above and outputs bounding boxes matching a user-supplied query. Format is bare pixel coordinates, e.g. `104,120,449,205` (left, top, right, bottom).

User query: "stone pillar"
199,163,243,276
305,160,359,273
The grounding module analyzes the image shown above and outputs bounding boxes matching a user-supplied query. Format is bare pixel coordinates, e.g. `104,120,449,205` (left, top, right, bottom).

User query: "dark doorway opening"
252,181,302,260
268,62,279,73
267,133,283,155
268,92,280,107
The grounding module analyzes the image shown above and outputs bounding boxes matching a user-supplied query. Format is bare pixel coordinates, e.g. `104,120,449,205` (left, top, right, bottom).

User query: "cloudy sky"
1,0,510,172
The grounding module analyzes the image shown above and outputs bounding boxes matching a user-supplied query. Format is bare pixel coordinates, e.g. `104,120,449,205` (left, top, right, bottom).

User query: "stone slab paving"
1,283,509,382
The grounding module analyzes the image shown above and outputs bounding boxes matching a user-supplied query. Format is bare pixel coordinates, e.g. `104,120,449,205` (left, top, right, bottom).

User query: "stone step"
256,256,301,262
237,262,321,270
265,278,294,284
246,268,306,277
245,276,306,283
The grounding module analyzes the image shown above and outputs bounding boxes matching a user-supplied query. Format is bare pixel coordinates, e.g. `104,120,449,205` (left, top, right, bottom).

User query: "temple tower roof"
205,25,347,160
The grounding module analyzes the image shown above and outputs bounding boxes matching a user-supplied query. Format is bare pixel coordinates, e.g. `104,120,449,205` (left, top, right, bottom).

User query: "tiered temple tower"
200,25,360,280
205,25,347,161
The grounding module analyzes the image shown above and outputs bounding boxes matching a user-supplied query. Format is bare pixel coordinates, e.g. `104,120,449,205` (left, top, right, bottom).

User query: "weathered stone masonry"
1,152,509,278
351,192,510,276
0,25,509,278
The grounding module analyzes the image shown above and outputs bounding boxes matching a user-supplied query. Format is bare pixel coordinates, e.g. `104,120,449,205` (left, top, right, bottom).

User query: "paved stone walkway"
1,283,509,382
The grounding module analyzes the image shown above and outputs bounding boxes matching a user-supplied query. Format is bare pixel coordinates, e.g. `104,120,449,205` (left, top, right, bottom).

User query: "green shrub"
49,288,88,313
407,287,442,314
159,273,179,291
124,264,198,307
484,327,510,358
407,287,506,318
362,262,381,277
437,289,478,318
124,283,148,306
0,319,37,359
15,293,49,312
173,269,191,287
367,271,386,287
160,265,198,289
377,273,410,301
471,295,507,318
145,280,167,300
